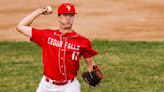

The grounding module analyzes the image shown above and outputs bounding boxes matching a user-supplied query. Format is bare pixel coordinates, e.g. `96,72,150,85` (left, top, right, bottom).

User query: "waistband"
43,75,74,86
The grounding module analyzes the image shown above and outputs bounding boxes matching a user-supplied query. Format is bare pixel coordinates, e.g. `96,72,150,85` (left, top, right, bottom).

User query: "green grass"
0,41,164,92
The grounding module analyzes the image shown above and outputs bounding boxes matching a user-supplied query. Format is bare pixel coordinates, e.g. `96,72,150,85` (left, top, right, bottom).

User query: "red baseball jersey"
30,28,97,82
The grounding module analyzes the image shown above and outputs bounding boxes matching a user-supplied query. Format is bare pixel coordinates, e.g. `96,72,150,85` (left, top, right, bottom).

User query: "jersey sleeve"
82,40,98,58
30,28,45,47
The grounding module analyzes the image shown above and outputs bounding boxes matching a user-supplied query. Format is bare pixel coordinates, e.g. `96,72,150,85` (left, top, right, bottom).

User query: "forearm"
85,57,96,72
18,8,45,26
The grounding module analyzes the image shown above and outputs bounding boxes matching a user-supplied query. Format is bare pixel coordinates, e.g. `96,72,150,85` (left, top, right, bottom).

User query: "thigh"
63,79,81,92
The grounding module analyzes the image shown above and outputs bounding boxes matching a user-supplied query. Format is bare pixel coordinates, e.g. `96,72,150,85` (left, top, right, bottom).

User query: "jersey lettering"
48,37,63,47
48,37,80,50
66,42,80,50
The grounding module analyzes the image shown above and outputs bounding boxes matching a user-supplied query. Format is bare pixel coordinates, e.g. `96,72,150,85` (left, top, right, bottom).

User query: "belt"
45,77,74,85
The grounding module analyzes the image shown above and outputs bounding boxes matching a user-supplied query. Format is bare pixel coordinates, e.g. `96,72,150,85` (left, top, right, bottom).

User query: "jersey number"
72,51,80,61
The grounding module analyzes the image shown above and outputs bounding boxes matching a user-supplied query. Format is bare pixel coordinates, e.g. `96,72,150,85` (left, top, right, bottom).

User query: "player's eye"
69,14,75,17
62,14,68,16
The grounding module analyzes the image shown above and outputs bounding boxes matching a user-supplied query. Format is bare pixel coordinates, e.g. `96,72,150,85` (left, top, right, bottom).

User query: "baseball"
46,6,53,14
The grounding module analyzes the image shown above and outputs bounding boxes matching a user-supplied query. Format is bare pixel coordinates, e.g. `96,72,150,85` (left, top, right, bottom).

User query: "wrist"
87,66,93,72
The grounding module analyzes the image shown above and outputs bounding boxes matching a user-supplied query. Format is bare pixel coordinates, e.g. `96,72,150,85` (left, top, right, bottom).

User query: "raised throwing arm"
16,7,52,37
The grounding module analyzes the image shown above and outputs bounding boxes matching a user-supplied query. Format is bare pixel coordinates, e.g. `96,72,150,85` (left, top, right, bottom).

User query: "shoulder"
76,33,91,44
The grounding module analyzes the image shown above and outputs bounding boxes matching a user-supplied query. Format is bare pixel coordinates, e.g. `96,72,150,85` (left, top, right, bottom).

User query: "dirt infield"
0,0,164,41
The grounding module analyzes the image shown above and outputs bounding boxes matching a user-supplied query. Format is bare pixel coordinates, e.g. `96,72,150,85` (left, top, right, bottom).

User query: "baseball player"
16,3,101,92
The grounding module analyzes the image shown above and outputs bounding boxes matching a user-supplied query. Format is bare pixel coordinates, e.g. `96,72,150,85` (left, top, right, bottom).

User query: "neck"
59,26,73,34
59,27,73,34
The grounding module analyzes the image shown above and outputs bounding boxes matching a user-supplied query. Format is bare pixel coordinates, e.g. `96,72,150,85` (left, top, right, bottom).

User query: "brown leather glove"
82,66,103,86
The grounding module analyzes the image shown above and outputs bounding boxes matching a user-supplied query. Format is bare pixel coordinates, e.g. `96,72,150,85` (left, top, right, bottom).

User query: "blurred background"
0,0,164,41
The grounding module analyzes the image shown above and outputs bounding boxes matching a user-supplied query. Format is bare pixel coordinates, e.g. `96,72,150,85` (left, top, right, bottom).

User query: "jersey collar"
54,30,78,38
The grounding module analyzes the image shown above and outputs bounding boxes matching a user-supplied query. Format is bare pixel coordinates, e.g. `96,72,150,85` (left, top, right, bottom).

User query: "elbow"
16,25,23,33
16,25,20,31
15,25,32,38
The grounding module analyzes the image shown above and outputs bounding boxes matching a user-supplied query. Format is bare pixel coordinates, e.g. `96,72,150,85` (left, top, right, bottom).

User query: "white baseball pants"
36,76,81,92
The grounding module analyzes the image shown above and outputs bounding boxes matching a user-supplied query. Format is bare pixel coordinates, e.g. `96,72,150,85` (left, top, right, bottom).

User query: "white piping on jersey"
63,37,68,81
62,34,78,81
58,35,62,73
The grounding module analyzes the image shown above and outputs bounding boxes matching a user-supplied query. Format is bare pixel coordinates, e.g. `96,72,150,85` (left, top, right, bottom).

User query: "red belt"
45,78,74,85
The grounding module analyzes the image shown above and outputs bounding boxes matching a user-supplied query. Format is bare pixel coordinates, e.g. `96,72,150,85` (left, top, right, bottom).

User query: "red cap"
58,3,77,14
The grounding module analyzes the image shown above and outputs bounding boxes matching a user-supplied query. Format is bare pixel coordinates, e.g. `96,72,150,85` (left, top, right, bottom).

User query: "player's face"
58,13,75,29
